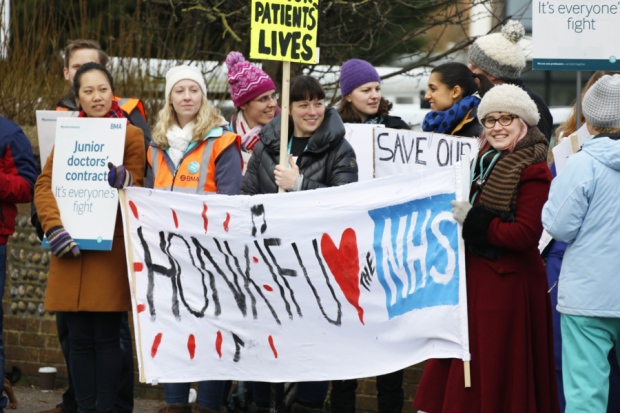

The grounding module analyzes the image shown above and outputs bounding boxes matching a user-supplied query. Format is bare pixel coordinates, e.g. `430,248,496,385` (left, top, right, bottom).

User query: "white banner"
375,129,477,178
121,167,470,384
50,118,126,250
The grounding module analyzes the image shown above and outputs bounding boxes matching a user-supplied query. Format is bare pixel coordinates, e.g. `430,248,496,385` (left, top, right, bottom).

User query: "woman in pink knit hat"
226,51,279,166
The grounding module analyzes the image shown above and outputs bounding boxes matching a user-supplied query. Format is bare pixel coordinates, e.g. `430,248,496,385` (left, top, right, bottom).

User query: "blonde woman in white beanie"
543,74,620,413
150,65,243,413
414,84,560,413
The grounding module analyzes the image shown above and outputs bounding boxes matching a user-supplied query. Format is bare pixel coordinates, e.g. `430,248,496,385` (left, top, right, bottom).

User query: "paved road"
9,386,164,412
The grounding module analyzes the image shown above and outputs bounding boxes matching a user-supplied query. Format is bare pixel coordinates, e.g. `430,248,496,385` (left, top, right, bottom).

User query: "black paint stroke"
138,227,183,322
360,252,375,292
293,241,342,326
250,204,267,237
168,233,209,319
254,239,296,319
264,240,302,319
232,333,245,362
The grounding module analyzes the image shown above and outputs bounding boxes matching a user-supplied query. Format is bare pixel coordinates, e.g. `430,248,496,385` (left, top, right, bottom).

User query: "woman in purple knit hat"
331,58,408,413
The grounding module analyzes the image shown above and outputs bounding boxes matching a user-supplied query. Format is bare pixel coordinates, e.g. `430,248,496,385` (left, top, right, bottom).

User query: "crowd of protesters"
0,16,614,413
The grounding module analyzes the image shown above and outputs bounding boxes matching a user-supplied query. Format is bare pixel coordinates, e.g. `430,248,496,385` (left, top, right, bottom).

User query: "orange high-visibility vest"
147,132,240,194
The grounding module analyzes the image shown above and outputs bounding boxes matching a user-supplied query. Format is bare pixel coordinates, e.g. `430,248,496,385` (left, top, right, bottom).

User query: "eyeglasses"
481,114,518,129
253,92,279,104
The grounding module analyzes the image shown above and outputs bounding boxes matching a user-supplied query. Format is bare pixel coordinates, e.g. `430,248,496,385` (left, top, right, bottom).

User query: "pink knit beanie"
226,51,276,108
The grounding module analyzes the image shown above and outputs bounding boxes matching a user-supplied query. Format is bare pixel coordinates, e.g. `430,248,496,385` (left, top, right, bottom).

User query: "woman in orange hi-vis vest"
148,65,243,413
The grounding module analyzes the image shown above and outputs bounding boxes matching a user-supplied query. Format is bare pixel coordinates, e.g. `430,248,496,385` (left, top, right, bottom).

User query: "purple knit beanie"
226,51,276,108
339,59,381,97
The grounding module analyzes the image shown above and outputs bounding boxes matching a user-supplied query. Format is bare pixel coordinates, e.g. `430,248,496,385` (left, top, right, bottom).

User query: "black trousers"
330,370,404,413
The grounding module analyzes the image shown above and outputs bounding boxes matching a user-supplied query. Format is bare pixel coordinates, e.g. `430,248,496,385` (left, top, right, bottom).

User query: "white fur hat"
165,65,207,101
583,74,620,128
478,84,540,127
468,20,526,80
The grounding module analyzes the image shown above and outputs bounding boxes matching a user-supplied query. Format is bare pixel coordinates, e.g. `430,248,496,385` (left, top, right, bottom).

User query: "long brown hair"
338,96,393,123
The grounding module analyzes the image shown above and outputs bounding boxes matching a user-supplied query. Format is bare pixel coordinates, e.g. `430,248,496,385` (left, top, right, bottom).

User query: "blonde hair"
152,95,223,149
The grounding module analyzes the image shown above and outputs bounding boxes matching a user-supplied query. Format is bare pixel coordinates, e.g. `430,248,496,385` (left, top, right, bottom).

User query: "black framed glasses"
481,114,518,129
253,92,279,104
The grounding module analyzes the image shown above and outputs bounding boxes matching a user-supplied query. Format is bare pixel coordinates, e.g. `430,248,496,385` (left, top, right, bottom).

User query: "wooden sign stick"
278,61,291,193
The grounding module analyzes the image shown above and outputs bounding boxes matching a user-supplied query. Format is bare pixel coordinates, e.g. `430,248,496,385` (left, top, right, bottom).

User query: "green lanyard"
469,149,501,205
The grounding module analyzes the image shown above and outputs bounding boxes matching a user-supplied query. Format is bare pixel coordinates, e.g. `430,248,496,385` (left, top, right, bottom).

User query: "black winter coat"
241,107,358,194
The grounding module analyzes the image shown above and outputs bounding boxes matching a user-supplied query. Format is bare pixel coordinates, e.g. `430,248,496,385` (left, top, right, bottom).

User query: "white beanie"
478,84,540,127
165,65,207,101
582,74,620,128
468,20,526,80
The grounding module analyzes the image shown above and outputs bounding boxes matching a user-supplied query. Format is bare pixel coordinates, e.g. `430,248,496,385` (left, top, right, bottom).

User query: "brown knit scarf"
478,126,548,213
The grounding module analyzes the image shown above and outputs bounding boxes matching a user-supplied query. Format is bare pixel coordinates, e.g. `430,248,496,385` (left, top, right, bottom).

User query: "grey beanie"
478,84,540,127
582,74,620,128
468,20,526,80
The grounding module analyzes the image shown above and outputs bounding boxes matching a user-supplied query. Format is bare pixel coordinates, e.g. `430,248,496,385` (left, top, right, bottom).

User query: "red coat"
413,161,560,413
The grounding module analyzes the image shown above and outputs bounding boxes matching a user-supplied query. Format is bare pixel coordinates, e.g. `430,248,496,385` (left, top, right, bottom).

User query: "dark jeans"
330,370,404,413
252,381,328,409
0,246,8,412
58,312,134,413
164,381,227,410
64,312,123,413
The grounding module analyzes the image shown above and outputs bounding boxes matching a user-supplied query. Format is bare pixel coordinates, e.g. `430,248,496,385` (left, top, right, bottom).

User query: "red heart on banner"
321,228,364,324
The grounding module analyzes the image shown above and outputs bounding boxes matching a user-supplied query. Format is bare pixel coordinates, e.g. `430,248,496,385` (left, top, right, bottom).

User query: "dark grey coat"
241,107,358,194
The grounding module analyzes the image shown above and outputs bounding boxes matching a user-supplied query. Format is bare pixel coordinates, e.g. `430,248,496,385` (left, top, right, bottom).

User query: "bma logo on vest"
180,161,200,182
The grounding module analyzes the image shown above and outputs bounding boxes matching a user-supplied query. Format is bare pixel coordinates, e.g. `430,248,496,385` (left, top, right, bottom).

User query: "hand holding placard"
107,162,134,189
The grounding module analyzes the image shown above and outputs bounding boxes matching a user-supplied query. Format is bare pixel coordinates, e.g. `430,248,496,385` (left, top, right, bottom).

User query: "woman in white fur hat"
414,84,560,413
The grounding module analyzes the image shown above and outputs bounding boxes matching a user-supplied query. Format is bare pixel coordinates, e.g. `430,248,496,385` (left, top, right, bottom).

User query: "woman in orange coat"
34,62,145,413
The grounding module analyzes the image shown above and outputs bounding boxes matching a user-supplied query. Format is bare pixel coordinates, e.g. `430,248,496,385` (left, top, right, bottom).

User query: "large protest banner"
49,117,126,250
121,167,469,384
533,0,620,70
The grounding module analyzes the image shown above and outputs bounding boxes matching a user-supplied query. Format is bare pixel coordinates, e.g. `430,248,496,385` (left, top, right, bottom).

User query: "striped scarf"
231,110,262,152
478,126,548,214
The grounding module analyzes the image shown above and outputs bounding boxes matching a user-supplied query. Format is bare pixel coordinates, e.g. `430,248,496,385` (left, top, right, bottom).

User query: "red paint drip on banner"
172,209,179,228
253,257,259,263
137,304,146,313
268,335,278,358
151,333,163,358
188,334,196,360
263,284,273,292
202,204,208,233
215,331,223,359
223,213,231,232
133,262,143,272
321,228,364,325
129,201,139,219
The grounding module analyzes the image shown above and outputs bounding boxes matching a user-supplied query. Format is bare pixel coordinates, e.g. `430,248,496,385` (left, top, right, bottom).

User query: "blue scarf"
422,95,480,134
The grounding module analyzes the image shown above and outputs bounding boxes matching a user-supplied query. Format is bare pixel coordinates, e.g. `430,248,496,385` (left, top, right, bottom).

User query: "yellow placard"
250,0,319,64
